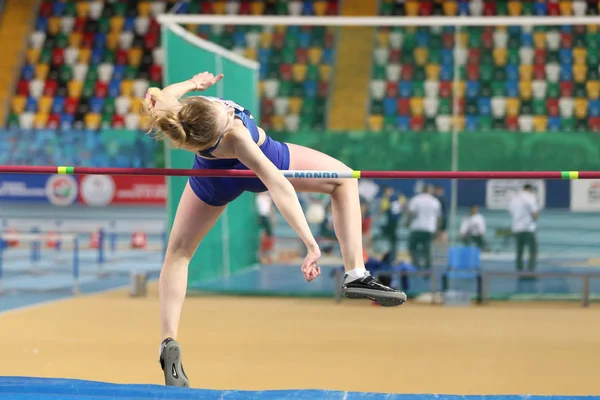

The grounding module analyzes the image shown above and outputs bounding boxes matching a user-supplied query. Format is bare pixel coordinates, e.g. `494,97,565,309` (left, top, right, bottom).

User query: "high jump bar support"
0,166,597,180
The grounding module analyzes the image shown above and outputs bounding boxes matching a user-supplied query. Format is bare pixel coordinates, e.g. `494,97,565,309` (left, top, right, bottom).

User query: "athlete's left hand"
301,246,321,282
189,71,224,91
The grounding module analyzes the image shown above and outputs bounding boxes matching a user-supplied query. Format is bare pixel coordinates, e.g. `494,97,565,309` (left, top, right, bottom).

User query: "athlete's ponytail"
142,88,220,150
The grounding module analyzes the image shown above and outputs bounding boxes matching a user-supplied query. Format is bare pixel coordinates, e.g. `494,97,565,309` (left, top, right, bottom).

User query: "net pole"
449,25,462,245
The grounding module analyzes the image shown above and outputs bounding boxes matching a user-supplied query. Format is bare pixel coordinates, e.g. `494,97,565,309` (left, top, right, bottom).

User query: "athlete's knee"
164,236,197,264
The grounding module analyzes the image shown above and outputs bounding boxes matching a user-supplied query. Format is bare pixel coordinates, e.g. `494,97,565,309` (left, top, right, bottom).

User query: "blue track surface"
0,377,597,400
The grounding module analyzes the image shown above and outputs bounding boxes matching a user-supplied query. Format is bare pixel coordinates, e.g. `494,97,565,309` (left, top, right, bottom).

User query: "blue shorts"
189,136,290,206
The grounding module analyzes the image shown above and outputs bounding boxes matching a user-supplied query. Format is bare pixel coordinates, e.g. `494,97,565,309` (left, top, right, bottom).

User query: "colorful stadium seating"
9,0,339,134
370,0,600,133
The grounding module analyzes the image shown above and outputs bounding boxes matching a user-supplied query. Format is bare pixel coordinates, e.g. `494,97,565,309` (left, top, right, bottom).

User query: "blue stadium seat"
466,81,479,98
398,81,413,97
89,97,104,114
534,2,547,15
440,65,453,80
478,97,492,116
175,2,190,13
258,49,270,65
108,79,122,97
298,32,311,48
35,16,48,32
301,1,314,15
25,97,37,112
303,80,318,97
396,116,410,130
90,48,105,64
560,64,573,81
94,33,107,49
51,96,65,114
124,17,136,32
416,31,430,47
52,1,65,15
112,65,126,81
548,116,561,131
505,80,519,97
589,100,600,117
506,64,519,80
383,97,397,116
21,64,35,81
441,49,454,66
560,25,573,33
465,116,478,131
520,32,533,47
560,49,573,64
322,48,334,64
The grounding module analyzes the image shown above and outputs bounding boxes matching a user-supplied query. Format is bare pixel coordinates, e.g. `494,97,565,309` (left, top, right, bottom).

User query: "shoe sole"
343,288,407,307
162,341,190,388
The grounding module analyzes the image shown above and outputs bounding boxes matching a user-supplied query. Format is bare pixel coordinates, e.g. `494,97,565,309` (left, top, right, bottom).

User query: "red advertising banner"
78,175,166,206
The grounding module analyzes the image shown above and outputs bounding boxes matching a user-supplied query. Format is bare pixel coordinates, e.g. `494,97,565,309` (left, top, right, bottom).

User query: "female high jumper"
143,72,407,388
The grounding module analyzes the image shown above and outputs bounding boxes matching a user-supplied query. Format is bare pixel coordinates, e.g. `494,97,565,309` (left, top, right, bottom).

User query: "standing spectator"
406,185,441,270
379,187,404,260
360,199,373,253
460,204,487,250
434,185,448,246
256,192,274,263
509,184,539,272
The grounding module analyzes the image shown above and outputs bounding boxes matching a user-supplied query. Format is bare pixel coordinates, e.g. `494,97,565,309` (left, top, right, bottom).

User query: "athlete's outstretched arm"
162,71,223,99
231,129,321,282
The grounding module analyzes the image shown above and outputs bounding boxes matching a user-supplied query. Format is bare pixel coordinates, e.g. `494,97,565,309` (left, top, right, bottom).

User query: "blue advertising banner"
0,174,78,206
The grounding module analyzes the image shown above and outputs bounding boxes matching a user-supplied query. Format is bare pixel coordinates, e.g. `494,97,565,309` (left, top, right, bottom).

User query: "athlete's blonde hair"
142,87,220,150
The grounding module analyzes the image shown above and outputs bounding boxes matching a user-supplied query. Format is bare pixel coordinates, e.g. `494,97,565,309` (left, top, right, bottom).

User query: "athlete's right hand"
301,245,321,283
189,71,224,91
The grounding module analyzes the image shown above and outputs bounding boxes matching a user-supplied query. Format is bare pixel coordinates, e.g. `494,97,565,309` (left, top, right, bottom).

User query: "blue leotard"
189,97,290,207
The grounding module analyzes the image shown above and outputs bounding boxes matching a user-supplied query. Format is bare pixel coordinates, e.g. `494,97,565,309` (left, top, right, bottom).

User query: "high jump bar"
0,166,598,180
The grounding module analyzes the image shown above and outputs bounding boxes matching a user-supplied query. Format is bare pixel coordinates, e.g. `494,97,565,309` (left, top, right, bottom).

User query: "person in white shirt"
406,185,441,269
256,192,275,262
508,184,539,271
460,204,486,249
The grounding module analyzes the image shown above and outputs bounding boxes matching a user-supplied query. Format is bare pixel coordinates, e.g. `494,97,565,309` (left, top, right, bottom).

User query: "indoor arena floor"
1,282,599,397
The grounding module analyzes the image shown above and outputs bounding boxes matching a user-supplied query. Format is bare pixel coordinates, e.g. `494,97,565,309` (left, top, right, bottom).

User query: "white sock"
345,267,367,283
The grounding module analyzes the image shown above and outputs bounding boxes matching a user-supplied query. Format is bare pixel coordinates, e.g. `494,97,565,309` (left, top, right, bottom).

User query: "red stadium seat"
546,98,559,117
547,2,560,16
115,49,128,65
74,17,87,33
400,64,414,80
39,1,53,17
397,98,410,116
409,116,424,131
560,32,573,48
483,1,496,16
560,81,574,97
467,49,481,64
149,64,162,82
112,114,125,128
296,48,307,64
533,64,546,80
280,64,293,80
385,82,398,98
17,80,30,96
317,81,329,98
467,63,480,80
65,97,79,115
144,31,159,50
419,1,433,16
505,116,519,131
47,113,61,128
589,117,600,132
439,81,452,98
43,79,58,97
95,81,108,97
389,49,401,64
262,99,274,116
51,48,65,66
534,49,546,65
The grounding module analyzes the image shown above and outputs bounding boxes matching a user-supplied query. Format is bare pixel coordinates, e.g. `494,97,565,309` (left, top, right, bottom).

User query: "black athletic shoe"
342,272,407,307
159,338,190,388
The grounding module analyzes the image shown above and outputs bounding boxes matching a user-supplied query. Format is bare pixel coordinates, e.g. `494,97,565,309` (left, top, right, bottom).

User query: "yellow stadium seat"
48,17,60,35
67,81,83,98
27,48,40,64
368,115,384,132
443,1,457,16
506,98,521,116
588,25,599,34
35,64,49,80
271,116,285,131
410,98,424,116
519,64,533,81
292,64,307,82
533,116,547,132
308,47,323,65
405,0,419,16
493,48,507,66
573,48,587,65
38,96,53,113
314,1,327,16
574,64,587,83
414,48,428,66
519,81,533,100
130,98,143,114
454,80,465,97
574,98,588,118
214,1,227,14
559,1,572,15
121,80,134,97
258,81,265,98
458,32,469,48
251,1,265,15
319,65,332,82
376,31,389,48
288,97,303,114
110,17,124,34
244,48,257,61
139,115,152,131
137,1,151,17
425,64,441,80
533,32,546,49
274,25,287,34
260,32,273,49
34,112,49,128
12,96,26,114
84,113,101,130
508,1,522,16
76,1,89,17
107,32,120,50
587,81,600,99
69,32,82,48
78,48,91,63
451,116,465,131
128,48,143,67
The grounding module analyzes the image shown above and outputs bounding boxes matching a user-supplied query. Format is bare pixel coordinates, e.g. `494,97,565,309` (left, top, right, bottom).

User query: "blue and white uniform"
189,97,290,206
